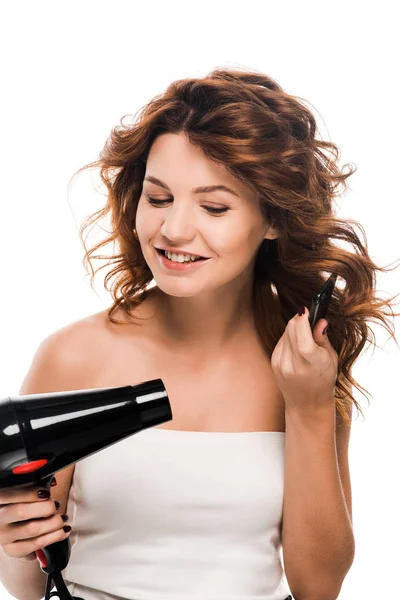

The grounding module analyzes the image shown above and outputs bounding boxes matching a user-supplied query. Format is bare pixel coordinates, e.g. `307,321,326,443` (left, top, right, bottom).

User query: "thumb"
313,319,330,347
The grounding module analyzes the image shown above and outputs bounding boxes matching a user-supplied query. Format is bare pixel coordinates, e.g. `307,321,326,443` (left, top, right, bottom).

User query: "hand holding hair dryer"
0,378,172,600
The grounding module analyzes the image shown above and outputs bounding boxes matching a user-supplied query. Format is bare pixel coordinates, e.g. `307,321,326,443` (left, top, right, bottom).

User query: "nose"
160,202,196,242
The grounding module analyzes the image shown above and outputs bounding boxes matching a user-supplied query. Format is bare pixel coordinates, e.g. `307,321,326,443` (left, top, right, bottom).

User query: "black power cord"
45,571,84,600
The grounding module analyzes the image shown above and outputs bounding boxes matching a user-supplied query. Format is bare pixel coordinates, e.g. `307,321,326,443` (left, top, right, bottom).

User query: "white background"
1,2,399,599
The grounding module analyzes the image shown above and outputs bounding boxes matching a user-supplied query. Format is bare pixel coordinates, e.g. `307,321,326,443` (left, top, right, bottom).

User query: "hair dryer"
0,378,172,600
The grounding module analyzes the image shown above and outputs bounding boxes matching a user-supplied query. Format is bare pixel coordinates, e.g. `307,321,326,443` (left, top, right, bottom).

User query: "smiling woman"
55,65,400,600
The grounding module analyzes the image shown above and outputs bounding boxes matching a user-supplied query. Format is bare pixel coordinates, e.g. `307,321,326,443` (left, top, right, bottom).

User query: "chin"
153,282,203,298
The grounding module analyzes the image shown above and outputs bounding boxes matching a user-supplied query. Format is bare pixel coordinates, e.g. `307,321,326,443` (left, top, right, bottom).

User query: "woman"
20,67,400,600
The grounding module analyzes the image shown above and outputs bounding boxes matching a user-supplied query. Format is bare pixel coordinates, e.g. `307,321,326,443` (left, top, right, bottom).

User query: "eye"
144,195,229,215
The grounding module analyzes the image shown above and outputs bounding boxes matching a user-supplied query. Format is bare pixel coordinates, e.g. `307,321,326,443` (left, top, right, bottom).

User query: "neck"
151,281,258,353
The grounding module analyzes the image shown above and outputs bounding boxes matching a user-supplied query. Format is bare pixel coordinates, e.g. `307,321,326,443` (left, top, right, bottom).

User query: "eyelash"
144,195,229,216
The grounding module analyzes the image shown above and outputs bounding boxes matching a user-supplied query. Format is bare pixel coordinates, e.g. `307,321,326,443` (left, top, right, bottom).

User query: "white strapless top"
62,428,292,600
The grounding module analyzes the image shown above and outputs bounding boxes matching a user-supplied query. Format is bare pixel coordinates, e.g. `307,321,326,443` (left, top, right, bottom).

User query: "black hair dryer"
0,379,172,600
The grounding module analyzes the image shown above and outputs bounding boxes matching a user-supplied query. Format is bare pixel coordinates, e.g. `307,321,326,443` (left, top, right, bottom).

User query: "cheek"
214,226,255,258
135,203,155,237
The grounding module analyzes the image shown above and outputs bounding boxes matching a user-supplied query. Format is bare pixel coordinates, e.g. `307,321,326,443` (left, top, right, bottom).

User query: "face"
135,132,278,298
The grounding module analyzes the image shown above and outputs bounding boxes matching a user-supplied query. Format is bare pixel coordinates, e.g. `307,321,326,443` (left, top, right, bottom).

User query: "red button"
12,459,48,474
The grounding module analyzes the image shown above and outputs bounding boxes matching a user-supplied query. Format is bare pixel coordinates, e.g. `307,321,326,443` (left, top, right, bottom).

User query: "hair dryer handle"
33,475,71,573
36,537,71,574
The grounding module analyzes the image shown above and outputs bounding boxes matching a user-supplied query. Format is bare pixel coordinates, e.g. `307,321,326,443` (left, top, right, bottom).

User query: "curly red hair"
69,66,400,428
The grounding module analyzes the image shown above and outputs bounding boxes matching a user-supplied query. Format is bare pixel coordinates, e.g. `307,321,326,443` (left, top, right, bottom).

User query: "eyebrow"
143,175,240,198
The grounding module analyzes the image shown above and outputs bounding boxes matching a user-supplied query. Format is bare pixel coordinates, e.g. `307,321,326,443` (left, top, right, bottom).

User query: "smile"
155,248,210,272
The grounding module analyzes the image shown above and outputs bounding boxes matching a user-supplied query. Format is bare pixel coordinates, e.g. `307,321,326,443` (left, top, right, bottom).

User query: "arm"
281,402,355,600
1,325,88,600
0,548,48,600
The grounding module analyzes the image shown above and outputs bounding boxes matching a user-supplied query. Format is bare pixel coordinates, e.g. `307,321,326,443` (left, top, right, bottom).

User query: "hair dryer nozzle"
0,378,172,488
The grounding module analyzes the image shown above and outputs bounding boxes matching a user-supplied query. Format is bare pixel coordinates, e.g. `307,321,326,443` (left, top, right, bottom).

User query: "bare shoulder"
28,309,113,384
46,308,111,350
21,299,154,398
18,309,115,518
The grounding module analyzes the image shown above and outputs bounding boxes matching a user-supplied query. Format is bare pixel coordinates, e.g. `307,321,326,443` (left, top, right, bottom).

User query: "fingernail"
54,500,61,510
50,477,57,487
61,514,69,522
297,306,305,316
323,325,329,335
63,525,72,533
38,489,51,499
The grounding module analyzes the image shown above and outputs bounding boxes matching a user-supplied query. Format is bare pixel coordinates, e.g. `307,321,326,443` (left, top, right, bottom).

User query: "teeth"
165,250,201,263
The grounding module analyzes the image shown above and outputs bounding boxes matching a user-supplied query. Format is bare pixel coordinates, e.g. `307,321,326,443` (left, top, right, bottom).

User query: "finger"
306,306,328,337
315,317,329,337
280,326,295,374
0,486,51,508
270,334,283,372
294,306,316,356
286,319,304,367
